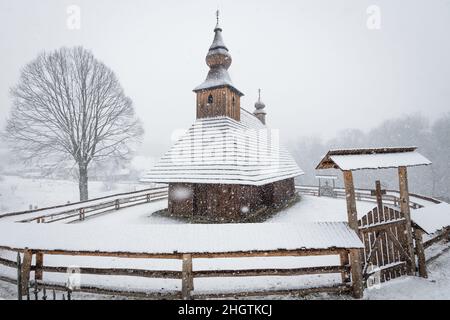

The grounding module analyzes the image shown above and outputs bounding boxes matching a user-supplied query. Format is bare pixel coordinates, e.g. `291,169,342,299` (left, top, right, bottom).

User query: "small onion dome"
254,108,266,115
254,89,266,113
254,89,267,124
254,100,266,112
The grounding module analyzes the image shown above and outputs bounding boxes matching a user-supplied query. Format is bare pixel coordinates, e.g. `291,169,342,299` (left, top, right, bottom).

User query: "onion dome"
194,11,243,96
254,89,266,114
254,89,267,124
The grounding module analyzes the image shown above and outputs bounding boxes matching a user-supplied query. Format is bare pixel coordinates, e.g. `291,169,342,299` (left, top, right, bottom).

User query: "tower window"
232,96,235,107
208,94,213,104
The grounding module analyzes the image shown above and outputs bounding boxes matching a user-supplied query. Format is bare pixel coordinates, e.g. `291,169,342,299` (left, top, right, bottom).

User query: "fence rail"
0,185,447,299
0,187,168,224
0,246,354,300
424,227,450,249
295,185,438,209
1,184,440,224
0,186,166,218
298,185,449,251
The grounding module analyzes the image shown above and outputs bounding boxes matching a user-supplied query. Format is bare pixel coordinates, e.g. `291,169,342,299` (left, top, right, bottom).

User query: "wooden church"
142,14,303,221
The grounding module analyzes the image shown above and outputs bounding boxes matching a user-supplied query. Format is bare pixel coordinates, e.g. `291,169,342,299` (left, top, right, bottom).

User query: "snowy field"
0,175,449,299
0,175,439,224
1,241,449,300
65,195,375,226
0,175,147,214
268,195,375,223
364,242,450,300
79,199,178,225
0,177,363,297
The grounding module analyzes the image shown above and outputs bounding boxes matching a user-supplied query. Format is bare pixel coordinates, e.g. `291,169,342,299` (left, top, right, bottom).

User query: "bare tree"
5,47,144,201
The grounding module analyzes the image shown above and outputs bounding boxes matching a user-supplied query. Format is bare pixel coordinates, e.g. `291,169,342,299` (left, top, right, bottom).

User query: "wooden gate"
358,205,413,283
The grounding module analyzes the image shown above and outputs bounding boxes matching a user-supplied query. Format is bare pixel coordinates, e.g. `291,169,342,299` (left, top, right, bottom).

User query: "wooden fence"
0,187,168,224
423,227,450,249
0,245,356,300
295,186,440,209
0,185,447,299
297,185,449,252
0,185,440,225
358,205,414,282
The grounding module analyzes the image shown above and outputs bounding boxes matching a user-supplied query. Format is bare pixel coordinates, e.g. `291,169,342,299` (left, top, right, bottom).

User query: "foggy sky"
1,0,449,157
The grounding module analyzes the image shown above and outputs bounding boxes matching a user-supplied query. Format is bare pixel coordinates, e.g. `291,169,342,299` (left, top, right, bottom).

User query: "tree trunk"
78,164,89,201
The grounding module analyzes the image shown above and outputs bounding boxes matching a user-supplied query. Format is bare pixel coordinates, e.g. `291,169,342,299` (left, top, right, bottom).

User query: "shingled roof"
316,147,432,171
141,109,303,186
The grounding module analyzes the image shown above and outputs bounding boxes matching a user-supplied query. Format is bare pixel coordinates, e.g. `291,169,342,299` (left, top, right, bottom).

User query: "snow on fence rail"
0,222,363,299
0,186,168,224
1,185,440,224
297,186,450,261
295,185,439,209
0,247,353,299
423,227,450,249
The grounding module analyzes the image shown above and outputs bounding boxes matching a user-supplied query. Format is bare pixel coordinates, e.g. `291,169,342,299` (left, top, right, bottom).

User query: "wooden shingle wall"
196,87,240,121
168,178,296,221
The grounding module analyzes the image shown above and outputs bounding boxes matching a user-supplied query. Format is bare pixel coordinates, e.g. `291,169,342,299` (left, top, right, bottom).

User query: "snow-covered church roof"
141,108,303,186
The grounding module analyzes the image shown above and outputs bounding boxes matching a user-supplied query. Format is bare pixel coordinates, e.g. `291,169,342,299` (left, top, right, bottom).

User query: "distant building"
142,14,303,221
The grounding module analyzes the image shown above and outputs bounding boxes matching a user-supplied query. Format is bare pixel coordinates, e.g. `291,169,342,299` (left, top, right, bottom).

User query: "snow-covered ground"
0,175,449,300
1,241,449,300
0,175,438,225
269,195,375,223
79,199,178,225
77,195,375,226
0,175,147,214
364,242,450,300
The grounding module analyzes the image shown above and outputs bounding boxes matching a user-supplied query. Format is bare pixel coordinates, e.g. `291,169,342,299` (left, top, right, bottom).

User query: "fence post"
17,252,22,300
413,228,427,278
343,171,358,230
35,252,44,281
339,251,351,283
33,281,39,300
398,166,416,275
349,249,364,299
42,285,47,300
21,249,33,296
343,171,364,298
181,254,193,300
115,199,120,210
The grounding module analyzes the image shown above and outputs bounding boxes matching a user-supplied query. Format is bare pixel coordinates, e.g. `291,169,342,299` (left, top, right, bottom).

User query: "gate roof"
316,147,431,171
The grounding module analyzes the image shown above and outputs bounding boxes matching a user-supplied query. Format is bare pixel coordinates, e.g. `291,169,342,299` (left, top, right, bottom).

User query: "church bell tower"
193,11,244,121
